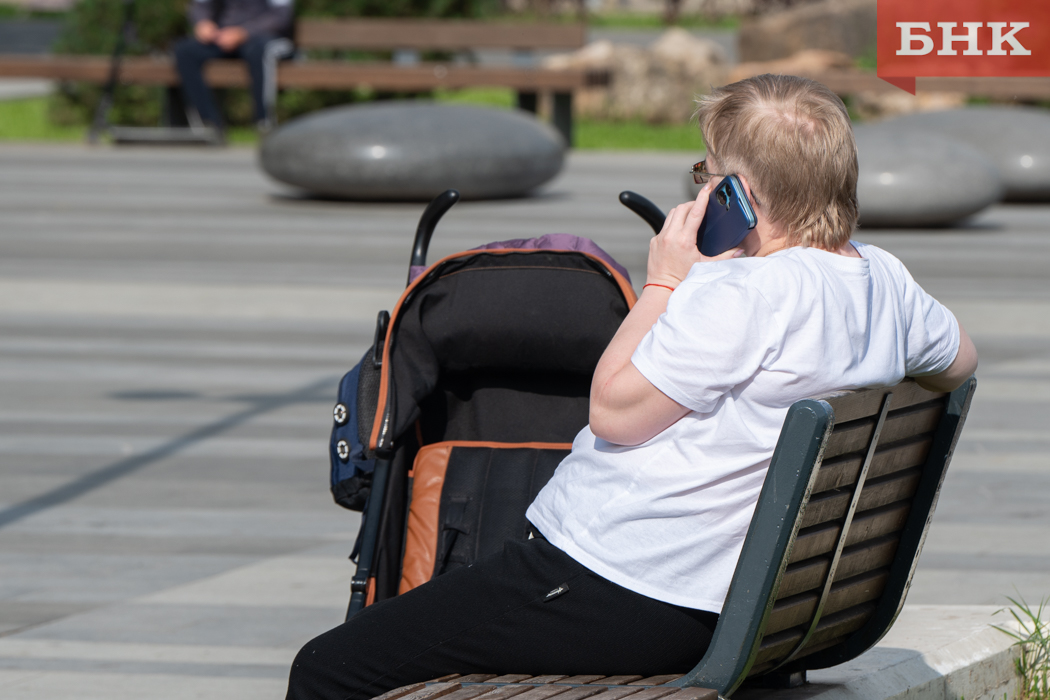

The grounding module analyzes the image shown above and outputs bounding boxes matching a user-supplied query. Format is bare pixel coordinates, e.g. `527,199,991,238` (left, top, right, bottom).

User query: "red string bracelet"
643,283,676,293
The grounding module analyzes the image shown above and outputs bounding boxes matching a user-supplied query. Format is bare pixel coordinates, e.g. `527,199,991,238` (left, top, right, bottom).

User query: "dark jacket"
189,0,295,39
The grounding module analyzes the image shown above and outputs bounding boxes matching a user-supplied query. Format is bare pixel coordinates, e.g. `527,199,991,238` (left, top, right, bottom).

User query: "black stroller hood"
365,247,636,455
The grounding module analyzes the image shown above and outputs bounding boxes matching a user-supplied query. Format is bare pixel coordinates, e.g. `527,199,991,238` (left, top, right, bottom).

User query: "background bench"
370,376,977,699
0,17,604,145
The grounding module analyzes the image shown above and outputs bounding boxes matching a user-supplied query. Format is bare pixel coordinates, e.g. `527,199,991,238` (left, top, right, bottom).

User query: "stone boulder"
739,0,876,62
854,125,1002,227
682,127,1002,227
886,107,1050,201
259,102,565,201
543,28,727,124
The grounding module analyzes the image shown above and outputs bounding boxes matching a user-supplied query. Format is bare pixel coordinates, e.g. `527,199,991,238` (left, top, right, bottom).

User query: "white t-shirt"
526,242,960,613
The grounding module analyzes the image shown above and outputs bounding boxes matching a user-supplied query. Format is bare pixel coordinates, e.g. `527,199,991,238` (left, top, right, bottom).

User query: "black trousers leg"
286,539,718,700
235,34,274,123
173,37,226,126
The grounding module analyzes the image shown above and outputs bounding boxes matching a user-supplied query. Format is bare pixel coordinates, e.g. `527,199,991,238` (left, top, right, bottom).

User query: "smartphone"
696,175,757,257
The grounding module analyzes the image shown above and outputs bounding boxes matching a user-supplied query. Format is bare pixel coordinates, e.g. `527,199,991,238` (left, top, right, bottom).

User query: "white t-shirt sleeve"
900,266,961,377
631,270,778,414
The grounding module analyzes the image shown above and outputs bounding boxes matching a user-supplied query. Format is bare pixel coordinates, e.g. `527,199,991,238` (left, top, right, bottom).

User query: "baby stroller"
329,190,665,618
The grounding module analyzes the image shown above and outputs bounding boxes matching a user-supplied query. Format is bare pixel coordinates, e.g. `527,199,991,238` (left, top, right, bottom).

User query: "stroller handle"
409,189,460,281
618,191,666,235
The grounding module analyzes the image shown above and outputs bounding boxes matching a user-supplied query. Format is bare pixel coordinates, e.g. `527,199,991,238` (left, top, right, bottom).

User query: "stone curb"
737,606,1022,700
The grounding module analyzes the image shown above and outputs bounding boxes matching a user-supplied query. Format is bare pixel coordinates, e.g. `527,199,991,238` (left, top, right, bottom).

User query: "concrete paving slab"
0,670,285,700
139,551,354,609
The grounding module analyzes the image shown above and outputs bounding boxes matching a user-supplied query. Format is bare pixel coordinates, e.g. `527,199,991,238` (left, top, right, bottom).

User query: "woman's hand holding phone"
646,184,744,290
591,184,745,445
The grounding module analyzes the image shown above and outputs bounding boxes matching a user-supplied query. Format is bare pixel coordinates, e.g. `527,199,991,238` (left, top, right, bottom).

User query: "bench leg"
161,87,190,128
745,670,807,689
262,38,294,129
517,91,538,114
552,92,573,147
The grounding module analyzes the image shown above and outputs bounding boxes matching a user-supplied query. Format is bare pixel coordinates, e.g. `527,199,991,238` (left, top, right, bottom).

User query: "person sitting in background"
174,0,295,135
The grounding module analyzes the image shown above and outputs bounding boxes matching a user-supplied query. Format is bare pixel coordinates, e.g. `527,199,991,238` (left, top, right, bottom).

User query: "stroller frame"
345,190,637,618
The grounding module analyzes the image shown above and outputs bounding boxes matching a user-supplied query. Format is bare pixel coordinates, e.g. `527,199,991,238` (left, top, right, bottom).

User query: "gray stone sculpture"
887,106,1050,201
683,127,1001,228
260,102,565,201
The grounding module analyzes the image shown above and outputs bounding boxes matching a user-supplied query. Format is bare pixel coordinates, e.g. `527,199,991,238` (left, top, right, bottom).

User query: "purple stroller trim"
408,234,631,285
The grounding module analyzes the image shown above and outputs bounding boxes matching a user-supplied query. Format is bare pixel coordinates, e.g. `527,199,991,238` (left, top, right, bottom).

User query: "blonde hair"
694,74,859,250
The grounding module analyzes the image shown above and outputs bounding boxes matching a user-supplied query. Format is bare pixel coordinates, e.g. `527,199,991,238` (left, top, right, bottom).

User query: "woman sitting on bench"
285,74,978,700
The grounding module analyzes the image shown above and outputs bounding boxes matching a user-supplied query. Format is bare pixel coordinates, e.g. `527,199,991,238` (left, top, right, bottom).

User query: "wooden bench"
796,71,1050,100
370,376,977,699
0,17,603,144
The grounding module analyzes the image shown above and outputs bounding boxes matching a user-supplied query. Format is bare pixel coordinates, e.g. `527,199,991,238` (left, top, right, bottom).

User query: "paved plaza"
0,143,1047,699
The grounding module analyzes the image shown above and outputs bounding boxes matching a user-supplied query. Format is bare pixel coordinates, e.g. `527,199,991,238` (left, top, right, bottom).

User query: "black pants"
286,538,718,700
173,34,276,125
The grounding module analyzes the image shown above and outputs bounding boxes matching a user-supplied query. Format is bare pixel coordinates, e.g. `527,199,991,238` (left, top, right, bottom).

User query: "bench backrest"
295,19,587,51
675,377,976,695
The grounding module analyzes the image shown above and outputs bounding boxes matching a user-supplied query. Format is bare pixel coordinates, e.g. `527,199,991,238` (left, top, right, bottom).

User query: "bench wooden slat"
753,602,875,666
557,677,607,685
801,70,1050,99
374,683,428,700
0,54,596,91
627,676,681,686
522,677,569,685
823,382,942,425
813,434,932,494
512,685,575,700
590,677,644,686
295,19,587,51
486,676,536,684
823,400,943,460
402,683,465,700
275,62,596,90
790,501,910,563
801,466,921,529
599,688,676,700
831,535,899,582
548,687,609,700
766,569,889,635
443,686,507,700
457,675,500,684
472,686,535,700
779,535,898,598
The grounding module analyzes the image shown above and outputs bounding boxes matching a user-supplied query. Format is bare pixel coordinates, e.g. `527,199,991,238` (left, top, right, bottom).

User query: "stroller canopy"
366,245,636,454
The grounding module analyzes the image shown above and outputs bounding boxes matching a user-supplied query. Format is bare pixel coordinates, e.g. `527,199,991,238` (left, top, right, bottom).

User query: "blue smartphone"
696,175,757,256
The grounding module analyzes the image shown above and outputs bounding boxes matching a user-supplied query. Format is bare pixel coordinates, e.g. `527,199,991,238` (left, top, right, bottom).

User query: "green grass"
0,5,66,19
995,595,1050,700
434,87,703,150
576,119,701,151
1,90,704,150
0,98,85,141
434,86,516,110
855,46,878,73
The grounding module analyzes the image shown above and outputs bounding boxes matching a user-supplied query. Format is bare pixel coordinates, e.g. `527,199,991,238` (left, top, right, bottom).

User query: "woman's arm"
913,323,978,392
590,186,743,446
